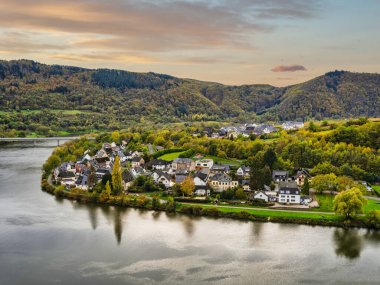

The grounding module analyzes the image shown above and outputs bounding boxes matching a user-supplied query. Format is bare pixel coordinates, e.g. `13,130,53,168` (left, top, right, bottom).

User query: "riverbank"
41,178,380,230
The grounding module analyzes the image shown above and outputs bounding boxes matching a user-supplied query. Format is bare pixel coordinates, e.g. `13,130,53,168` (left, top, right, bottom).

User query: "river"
0,142,379,285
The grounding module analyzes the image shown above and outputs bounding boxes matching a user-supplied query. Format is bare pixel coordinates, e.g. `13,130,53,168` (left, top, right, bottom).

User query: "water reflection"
333,228,363,260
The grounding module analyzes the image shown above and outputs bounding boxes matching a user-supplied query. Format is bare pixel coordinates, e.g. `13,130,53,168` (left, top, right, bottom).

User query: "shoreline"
41,178,379,230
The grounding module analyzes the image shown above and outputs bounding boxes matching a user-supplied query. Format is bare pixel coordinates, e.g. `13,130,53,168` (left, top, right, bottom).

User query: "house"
131,167,146,178
241,180,251,191
254,124,278,135
95,168,110,179
155,171,174,188
175,174,187,184
282,121,304,131
293,169,311,186
210,164,230,174
253,191,269,202
125,150,142,160
131,156,145,168
278,182,301,204
147,159,170,170
195,159,213,170
273,170,289,182
208,173,238,192
172,158,195,172
237,166,250,177
122,170,134,191
194,185,210,196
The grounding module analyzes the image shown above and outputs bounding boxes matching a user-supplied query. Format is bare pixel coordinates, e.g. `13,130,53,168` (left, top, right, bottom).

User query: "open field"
180,203,340,220
315,194,380,213
158,151,187,161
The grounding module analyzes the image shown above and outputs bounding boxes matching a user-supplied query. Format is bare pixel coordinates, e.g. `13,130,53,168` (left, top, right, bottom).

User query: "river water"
0,142,379,285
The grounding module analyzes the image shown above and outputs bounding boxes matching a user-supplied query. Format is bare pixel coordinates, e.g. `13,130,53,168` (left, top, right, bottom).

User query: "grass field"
180,203,339,220
372,185,380,196
200,155,242,166
315,194,380,213
158,151,187,161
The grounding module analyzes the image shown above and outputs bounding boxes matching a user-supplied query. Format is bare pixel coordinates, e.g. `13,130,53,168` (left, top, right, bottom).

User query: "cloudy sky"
0,0,379,86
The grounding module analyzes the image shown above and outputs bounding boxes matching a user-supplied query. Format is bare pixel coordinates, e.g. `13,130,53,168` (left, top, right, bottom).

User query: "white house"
278,182,301,204
253,191,269,202
156,173,174,188
237,166,250,177
195,159,214,169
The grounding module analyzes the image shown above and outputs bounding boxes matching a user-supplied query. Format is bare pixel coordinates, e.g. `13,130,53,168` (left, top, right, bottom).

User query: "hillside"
0,60,379,135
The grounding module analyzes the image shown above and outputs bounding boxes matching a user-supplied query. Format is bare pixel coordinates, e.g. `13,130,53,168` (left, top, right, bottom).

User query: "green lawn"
180,203,339,220
200,155,242,166
315,194,380,213
158,151,187,161
372,185,380,196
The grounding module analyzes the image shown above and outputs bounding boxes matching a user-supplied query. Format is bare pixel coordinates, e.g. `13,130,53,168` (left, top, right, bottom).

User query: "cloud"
271,64,307,72
0,0,322,53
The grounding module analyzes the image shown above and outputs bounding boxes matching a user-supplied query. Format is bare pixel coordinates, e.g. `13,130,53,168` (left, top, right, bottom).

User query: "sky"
0,0,379,86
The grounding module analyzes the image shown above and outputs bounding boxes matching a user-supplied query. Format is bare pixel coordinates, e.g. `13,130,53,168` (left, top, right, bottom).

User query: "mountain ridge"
0,59,379,134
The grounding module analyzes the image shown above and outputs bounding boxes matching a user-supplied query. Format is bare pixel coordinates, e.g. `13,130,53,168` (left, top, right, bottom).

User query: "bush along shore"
41,178,380,230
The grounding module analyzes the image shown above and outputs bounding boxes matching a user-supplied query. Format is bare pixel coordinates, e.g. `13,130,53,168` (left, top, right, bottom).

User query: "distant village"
53,121,319,208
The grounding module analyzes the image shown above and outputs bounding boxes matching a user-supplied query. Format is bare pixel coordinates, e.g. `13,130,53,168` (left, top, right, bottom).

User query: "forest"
1,60,380,137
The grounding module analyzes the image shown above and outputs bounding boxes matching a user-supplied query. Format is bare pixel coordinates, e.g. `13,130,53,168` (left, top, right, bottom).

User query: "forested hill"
0,60,379,134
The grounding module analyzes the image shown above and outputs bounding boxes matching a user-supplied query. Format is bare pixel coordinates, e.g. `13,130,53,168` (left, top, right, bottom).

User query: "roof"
279,181,300,195
173,158,193,164
209,173,233,183
59,171,75,178
175,174,187,184
273,170,289,177
122,170,134,182
211,164,230,171
131,156,143,162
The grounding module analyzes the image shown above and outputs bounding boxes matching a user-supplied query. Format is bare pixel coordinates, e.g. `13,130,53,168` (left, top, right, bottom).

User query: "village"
51,121,324,209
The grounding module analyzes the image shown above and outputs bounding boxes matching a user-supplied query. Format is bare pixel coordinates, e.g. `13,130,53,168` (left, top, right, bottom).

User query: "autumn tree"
181,176,195,196
333,187,366,219
112,156,123,195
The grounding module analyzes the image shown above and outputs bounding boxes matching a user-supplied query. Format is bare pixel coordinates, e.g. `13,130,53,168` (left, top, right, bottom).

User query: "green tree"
263,148,277,170
333,187,367,219
311,173,338,193
308,121,318,132
43,154,61,174
99,181,112,202
235,188,247,200
165,196,176,212
301,177,310,195
112,156,123,195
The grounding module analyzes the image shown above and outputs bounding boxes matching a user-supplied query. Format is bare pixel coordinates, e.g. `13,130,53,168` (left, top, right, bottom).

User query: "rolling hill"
0,59,379,134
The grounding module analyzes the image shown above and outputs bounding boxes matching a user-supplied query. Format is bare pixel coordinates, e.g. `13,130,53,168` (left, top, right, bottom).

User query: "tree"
165,196,176,212
111,131,120,143
181,176,195,196
87,165,97,189
112,156,123,195
99,181,112,202
263,148,277,170
308,121,318,132
301,177,310,195
333,187,367,219
43,154,61,174
152,195,161,210
235,188,247,200
311,173,338,193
